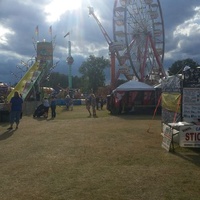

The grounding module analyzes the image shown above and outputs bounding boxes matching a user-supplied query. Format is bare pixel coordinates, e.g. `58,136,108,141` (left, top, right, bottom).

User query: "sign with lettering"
182,88,200,123
162,124,173,151
179,126,200,147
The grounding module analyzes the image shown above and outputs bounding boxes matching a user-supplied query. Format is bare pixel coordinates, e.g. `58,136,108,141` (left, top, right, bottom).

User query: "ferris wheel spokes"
113,0,165,84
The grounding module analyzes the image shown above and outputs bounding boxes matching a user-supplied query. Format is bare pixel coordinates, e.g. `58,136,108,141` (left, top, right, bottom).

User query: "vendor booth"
161,67,200,151
107,80,158,114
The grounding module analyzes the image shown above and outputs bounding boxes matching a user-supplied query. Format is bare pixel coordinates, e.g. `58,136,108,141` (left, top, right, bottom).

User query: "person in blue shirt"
7,91,23,130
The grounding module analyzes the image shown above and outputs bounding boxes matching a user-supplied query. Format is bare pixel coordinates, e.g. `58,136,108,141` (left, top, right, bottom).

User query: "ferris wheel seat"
154,22,162,26
114,7,125,12
110,42,126,51
114,16,124,26
144,0,153,4
119,0,127,7
156,48,163,55
114,21,124,26
114,31,125,37
148,11,158,19
154,30,162,36
150,3,158,8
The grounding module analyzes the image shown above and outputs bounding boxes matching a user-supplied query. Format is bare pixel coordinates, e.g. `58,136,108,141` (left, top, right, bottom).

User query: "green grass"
0,105,200,200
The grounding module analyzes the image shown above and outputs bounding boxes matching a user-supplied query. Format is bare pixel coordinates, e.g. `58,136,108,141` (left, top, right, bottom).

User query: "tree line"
41,55,110,93
41,56,200,92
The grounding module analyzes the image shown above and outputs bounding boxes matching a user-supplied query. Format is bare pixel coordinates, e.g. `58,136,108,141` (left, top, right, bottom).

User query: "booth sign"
179,126,200,147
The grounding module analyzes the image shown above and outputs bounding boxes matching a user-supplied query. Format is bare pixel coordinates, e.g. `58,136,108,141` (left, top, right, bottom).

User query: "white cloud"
173,6,200,37
0,25,15,45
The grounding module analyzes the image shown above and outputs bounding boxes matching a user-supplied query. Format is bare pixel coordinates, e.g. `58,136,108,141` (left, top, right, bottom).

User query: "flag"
64,32,70,38
49,26,52,34
35,25,39,35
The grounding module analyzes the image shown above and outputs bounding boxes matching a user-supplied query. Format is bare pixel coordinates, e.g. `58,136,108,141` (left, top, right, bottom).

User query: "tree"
41,72,82,89
168,58,199,75
79,55,110,93
41,72,68,88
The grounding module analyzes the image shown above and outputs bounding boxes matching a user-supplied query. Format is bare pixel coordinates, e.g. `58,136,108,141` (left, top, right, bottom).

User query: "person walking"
7,91,23,130
50,96,56,119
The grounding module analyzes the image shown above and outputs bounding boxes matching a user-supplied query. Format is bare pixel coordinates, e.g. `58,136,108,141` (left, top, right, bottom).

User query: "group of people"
7,92,57,130
85,93,105,117
95,95,104,110
43,96,57,119
6,90,105,130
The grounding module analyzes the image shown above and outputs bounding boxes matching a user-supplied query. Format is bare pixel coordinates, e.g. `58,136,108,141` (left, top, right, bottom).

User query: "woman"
7,91,23,130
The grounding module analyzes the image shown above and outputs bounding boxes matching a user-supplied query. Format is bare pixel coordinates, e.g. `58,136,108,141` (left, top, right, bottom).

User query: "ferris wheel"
113,0,166,83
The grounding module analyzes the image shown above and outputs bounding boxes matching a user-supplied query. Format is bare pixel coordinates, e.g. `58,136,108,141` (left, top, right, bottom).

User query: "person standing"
85,95,92,117
91,93,97,117
96,95,100,110
69,97,74,111
65,95,71,111
100,95,104,110
50,96,56,119
7,91,23,130
43,97,50,118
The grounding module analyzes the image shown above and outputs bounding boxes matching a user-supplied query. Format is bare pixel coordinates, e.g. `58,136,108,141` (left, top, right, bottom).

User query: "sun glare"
45,0,83,22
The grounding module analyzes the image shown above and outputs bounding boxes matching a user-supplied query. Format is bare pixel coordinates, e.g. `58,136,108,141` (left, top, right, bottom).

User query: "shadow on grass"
33,117,48,121
0,129,16,140
172,145,200,167
111,111,161,121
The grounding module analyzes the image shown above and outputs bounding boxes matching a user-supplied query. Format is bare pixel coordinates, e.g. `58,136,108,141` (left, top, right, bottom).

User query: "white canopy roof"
114,80,155,92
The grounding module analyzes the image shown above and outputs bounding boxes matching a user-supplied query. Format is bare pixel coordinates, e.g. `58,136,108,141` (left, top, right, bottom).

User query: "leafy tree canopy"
168,58,199,75
79,55,110,93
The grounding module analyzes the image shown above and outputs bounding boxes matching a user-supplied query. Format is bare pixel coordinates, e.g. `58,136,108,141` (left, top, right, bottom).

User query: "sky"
0,0,200,85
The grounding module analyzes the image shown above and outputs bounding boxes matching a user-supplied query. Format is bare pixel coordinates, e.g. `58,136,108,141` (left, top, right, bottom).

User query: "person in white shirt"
43,97,50,118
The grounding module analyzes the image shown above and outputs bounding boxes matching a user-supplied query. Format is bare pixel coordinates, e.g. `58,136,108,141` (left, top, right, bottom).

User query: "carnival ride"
89,0,166,86
6,39,55,103
6,60,54,102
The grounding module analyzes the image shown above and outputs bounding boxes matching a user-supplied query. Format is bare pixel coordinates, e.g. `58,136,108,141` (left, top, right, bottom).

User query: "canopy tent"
114,80,155,92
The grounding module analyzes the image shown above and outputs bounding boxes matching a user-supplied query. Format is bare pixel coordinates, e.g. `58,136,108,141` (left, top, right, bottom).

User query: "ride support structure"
66,40,74,89
88,6,117,88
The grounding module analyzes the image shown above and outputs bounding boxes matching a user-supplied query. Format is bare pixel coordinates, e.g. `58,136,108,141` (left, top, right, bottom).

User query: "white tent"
114,80,155,92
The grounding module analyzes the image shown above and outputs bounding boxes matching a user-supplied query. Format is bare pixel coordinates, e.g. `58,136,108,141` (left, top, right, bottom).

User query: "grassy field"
0,105,200,200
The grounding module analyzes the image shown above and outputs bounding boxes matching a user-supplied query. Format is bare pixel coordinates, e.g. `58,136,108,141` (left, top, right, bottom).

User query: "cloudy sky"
0,0,200,85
